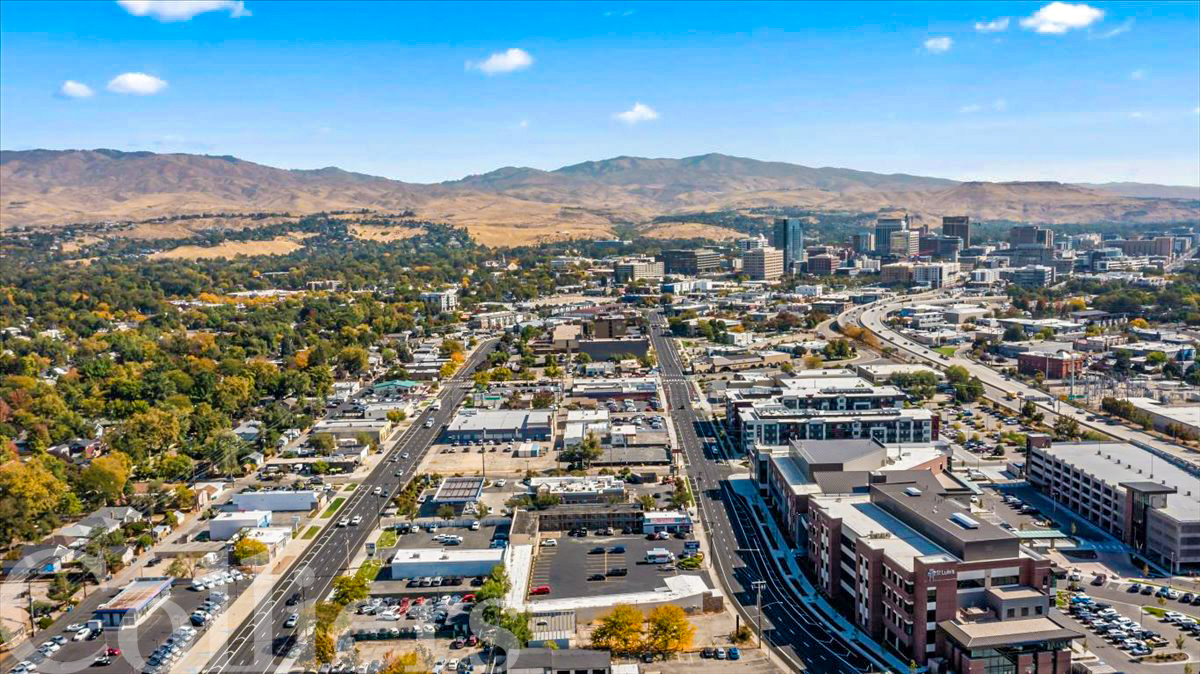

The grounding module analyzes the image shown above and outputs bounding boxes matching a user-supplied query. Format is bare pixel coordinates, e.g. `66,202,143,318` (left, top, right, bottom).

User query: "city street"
198,340,496,674
649,311,880,674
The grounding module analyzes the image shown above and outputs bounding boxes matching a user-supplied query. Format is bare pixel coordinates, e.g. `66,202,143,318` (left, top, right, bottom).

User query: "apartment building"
735,405,936,453
806,253,837,276
1016,351,1086,379
807,481,1074,668
420,288,458,312
889,229,920,258
1027,440,1200,572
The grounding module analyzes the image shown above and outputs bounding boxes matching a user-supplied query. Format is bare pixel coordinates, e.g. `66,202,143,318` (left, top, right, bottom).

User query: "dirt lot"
639,222,745,241
348,224,426,242
420,441,560,478
149,233,315,260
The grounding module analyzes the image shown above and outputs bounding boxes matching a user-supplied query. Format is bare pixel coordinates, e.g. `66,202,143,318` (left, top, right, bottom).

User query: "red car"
530,585,551,596
415,596,426,605
398,598,410,613
106,648,121,657
461,593,476,603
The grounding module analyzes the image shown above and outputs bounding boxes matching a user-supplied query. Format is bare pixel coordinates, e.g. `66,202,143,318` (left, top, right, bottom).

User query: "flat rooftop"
99,577,173,612
388,548,504,564
939,616,1082,648
433,476,486,503
1037,441,1200,521
446,409,552,432
813,494,946,572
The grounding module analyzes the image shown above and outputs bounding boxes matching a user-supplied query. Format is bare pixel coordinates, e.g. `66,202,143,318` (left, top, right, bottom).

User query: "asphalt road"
202,340,497,674
648,313,878,674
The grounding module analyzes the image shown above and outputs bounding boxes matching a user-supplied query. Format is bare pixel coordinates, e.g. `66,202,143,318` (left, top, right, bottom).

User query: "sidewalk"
725,474,910,674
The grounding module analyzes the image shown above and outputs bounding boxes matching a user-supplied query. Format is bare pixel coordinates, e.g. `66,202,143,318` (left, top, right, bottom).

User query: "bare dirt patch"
639,222,745,241
149,233,315,260
348,224,426,242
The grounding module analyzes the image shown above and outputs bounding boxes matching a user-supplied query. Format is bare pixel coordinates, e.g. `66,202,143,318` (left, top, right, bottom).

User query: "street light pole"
751,579,766,649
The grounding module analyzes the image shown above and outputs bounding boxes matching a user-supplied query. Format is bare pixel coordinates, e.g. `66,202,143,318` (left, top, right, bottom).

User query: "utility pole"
751,579,766,649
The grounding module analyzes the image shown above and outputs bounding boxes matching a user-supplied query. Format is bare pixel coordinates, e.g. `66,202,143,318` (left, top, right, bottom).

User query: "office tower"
773,218,806,270
874,213,908,254
852,230,875,254
942,216,971,247
1010,225,1054,248
743,247,784,281
889,229,920,257
662,249,722,276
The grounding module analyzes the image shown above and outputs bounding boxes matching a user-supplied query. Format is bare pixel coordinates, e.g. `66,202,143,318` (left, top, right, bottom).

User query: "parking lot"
8,573,254,674
528,534,702,600
1061,584,1200,672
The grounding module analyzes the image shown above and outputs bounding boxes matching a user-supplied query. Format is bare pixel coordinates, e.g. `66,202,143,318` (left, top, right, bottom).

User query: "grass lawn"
1142,606,1166,617
343,483,357,492
377,530,397,548
935,346,956,357
321,497,346,518
302,526,320,540
355,559,382,583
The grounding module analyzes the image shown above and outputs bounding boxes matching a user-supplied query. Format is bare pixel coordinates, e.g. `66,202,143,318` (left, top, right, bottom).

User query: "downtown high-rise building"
773,217,806,270
874,213,908,255
942,216,971,247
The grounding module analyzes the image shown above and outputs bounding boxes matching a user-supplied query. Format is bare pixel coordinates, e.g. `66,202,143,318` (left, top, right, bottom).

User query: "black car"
589,546,606,554
588,574,605,582
701,648,715,659
286,592,301,606
610,546,625,554
607,567,628,577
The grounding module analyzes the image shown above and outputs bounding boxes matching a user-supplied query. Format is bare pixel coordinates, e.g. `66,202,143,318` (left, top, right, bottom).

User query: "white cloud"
466,48,533,75
974,17,1010,33
1094,19,1134,39
614,102,658,124
116,0,249,21
958,99,1007,114
1129,111,1144,119
518,119,529,129
923,36,953,53
1130,69,1146,80
107,72,168,95
59,80,94,98
1020,2,1104,34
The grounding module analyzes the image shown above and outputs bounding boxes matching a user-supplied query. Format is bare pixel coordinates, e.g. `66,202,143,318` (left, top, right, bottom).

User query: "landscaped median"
321,497,346,518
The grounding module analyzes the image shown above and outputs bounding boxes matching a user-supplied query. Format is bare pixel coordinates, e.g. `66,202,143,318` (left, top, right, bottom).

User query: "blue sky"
1,1,1198,185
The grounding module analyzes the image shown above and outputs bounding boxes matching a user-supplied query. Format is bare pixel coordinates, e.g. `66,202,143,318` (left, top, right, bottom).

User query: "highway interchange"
201,340,496,674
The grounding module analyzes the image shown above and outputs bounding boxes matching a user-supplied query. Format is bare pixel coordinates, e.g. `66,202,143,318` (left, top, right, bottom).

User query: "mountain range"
2,149,1197,245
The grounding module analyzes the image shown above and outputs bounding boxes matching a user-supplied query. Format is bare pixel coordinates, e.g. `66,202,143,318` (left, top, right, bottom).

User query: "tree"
314,626,335,664
332,573,370,605
337,346,369,374
233,537,269,565
310,432,335,454
158,453,195,481
1053,415,1080,441
1002,325,1025,342
206,431,244,476
561,432,603,468
386,409,407,424
531,392,555,409
644,605,694,656
437,504,456,521
475,502,490,519
80,452,133,505
591,604,644,655
803,354,824,370
638,494,656,511
380,652,420,674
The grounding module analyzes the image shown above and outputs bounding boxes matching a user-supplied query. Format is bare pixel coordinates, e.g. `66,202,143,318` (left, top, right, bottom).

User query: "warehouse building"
208,510,271,541
443,409,553,443
232,489,322,512
388,548,504,579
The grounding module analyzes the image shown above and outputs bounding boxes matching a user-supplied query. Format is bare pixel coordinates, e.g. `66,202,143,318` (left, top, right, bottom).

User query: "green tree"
1053,415,1080,441
386,409,407,424
206,431,244,476
310,433,335,454
437,504,456,521
337,346,370,374
314,626,335,664
158,453,195,481
332,573,370,605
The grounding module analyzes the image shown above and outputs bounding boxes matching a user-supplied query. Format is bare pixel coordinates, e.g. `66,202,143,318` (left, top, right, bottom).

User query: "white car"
470,521,481,530
379,610,400,621
401,452,410,459
373,487,383,496
541,538,557,547
350,515,363,526
337,518,350,527
73,627,89,641
494,479,507,487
